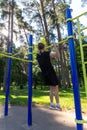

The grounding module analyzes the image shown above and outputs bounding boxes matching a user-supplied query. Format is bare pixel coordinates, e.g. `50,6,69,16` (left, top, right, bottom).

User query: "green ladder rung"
80,27,87,32
84,62,87,64
81,35,87,39
82,44,87,47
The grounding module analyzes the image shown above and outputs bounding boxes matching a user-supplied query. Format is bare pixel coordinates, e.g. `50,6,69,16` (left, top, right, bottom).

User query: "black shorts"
43,71,59,86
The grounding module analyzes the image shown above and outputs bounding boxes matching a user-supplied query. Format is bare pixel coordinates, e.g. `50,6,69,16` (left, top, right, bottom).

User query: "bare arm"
50,44,60,58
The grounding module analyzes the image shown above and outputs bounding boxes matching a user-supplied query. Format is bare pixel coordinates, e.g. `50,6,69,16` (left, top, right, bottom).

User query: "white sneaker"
49,104,55,110
55,105,62,111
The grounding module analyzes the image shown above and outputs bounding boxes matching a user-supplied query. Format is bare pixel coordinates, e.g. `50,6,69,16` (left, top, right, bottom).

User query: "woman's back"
37,51,54,74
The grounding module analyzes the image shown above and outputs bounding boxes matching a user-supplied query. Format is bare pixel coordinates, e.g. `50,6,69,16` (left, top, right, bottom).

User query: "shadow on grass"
60,88,87,98
1,86,87,107
0,90,5,104
8,87,49,105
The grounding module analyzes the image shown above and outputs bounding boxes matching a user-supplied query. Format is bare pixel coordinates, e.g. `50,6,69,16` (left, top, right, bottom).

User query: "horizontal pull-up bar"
72,11,87,21
0,53,33,63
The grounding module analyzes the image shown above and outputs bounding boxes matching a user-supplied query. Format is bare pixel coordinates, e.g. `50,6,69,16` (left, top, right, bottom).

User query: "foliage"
11,59,27,86
0,0,87,90
0,57,5,85
74,28,87,87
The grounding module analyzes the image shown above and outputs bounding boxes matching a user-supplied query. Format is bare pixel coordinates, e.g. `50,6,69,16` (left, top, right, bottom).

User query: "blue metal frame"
4,46,12,116
66,8,83,130
28,34,33,126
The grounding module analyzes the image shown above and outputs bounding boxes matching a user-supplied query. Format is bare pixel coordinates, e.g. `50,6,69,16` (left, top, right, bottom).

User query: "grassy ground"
0,86,87,113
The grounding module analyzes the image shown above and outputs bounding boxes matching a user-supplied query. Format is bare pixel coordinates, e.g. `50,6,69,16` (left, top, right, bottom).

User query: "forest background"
0,0,87,111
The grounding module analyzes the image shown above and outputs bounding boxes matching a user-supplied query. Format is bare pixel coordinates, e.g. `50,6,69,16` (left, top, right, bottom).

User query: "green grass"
0,89,5,104
0,86,87,113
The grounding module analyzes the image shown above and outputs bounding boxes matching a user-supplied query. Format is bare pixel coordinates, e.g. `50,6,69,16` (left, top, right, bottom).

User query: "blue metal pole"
66,8,83,130
28,34,33,126
4,46,12,116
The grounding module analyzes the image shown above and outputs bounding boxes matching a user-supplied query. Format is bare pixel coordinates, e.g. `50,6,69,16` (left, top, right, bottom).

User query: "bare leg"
50,86,59,104
50,86,54,103
54,86,62,110
54,85,59,104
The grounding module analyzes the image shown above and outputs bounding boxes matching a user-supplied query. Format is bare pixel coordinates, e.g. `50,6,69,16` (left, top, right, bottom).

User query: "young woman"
37,43,61,110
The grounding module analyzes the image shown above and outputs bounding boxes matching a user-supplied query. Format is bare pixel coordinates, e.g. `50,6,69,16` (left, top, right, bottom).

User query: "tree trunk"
3,5,11,91
39,14,45,36
40,0,50,45
51,0,70,88
3,0,14,91
23,27,28,43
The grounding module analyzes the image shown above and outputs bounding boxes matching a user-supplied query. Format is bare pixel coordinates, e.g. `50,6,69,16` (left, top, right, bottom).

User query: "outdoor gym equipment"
1,8,87,130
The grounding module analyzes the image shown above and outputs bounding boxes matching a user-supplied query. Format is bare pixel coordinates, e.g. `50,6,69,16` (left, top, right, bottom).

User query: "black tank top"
37,51,58,86
37,51,54,74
